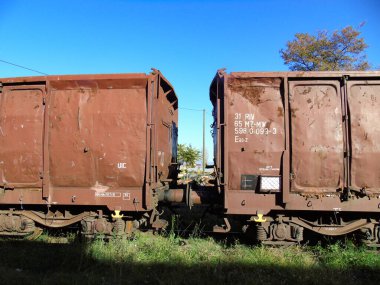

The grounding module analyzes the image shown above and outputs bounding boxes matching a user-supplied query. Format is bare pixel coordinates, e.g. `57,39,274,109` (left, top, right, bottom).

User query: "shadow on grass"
0,239,379,285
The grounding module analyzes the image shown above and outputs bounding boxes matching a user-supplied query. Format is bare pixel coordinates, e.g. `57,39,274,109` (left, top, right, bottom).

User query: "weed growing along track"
0,232,379,285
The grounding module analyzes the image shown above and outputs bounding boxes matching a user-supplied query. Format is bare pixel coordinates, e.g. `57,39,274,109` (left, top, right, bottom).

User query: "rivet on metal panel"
241,200,246,206
83,147,90,153
111,210,124,219
378,203,380,209
307,201,312,207
71,196,76,203
253,214,267,223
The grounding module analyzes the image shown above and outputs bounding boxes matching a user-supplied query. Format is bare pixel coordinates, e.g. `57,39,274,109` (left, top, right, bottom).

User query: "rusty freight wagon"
0,69,179,238
210,69,380,245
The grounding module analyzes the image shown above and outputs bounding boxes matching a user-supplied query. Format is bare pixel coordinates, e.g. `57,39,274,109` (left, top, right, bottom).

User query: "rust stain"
235,86,266,105
228,77,280,105
277,107,284,117
301,86,312,95
291,107,298,118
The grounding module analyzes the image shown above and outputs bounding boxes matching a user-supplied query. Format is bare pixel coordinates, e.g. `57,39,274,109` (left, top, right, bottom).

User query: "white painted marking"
233,112,279,143
234,136,248,143
95,192,121,198
259,166,280,171
117,162,127,169
123,193,131,200
91,181,109,192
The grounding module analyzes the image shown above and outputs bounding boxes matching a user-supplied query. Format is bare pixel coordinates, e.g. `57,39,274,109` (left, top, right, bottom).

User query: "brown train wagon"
210,69,380,244
0,69,179,238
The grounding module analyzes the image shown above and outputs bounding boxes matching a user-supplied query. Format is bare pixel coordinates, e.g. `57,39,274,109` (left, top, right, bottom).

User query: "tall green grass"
0,232,379,285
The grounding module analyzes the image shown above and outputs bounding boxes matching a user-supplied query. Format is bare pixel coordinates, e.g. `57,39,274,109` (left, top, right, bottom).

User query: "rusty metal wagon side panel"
0,71,178,213
211,70,380,215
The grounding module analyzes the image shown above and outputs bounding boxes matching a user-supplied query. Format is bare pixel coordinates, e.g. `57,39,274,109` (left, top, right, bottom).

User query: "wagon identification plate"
95,192,121,198
94,192,131,200
233,113,278,143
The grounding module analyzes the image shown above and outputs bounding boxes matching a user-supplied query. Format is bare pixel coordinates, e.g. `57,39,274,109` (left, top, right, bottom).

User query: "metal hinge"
290,172,296,180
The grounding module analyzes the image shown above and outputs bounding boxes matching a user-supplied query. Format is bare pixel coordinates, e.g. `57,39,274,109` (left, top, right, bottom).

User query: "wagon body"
0,70,178,213
210,70,380,216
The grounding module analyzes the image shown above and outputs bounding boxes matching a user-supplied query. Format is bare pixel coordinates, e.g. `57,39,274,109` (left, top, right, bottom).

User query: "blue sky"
1,0,379,163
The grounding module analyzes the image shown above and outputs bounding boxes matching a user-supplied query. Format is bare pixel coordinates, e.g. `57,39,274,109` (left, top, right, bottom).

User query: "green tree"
177,144,201,168
280,25,370,71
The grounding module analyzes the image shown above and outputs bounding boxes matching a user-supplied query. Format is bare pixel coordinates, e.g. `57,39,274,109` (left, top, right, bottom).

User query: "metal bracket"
217,68,227,77
185,183,193,209
213,217,231,233
342,75,349,84
151,68,159,75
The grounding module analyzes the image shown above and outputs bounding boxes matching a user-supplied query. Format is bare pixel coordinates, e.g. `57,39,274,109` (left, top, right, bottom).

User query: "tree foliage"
177,144,201,168
280,26,370,71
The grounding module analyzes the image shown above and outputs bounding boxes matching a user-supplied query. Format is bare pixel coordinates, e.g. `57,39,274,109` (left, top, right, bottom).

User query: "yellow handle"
253,214,266,223
111,210,124,219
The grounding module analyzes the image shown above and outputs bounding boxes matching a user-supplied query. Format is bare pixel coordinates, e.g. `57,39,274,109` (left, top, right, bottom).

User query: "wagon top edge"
0,68,174,85
213,69,380,80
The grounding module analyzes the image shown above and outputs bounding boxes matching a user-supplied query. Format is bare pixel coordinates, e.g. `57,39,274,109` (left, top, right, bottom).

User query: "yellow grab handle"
111,210,124,219
253,214,266,223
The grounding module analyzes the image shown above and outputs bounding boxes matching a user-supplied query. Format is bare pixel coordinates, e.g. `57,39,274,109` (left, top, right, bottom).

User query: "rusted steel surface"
289,80,344,193
348,81,380,194
49,79,147,189
0,85,44,189
226,76,284,191
210,70,380,215
0,70,178,212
